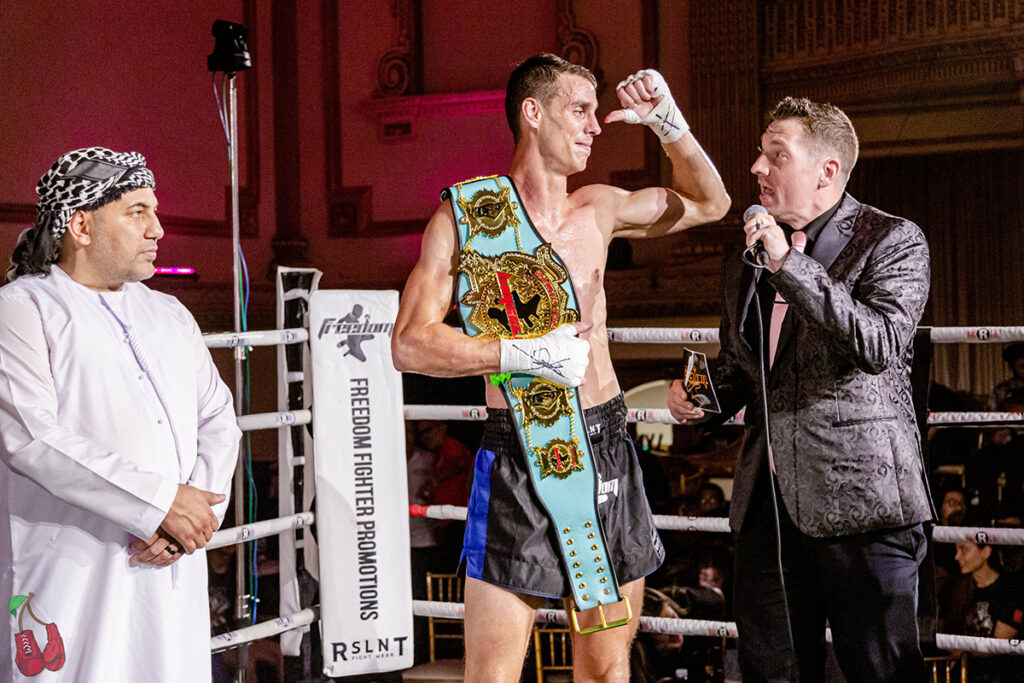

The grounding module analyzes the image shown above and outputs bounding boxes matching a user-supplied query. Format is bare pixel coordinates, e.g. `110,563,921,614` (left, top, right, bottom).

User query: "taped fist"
606,69,689,144
499,323,591,387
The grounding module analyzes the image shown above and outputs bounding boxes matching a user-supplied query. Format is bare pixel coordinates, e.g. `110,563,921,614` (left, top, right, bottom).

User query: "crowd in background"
207,344,1024,682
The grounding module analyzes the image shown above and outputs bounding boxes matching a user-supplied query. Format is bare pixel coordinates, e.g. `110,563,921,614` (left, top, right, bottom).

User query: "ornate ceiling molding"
374,0,420,97
557,0,604,92
363,89,505,133
761,0,1024,155
763,0,1024,68
763,0,1024,105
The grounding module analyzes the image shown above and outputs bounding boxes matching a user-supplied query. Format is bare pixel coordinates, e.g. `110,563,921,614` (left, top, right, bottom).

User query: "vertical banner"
309,290,412,677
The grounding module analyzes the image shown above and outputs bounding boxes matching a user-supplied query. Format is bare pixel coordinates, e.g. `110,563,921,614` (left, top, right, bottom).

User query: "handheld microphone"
742,204,770,267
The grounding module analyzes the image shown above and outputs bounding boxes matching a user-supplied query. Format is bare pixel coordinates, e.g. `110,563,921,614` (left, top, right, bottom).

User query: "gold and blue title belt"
443,175,630,633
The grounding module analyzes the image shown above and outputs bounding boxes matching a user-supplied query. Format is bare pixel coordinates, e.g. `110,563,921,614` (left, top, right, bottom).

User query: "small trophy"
682,347,720,413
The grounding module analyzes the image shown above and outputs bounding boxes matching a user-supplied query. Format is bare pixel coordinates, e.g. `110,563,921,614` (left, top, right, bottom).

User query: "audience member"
696,482,729,517
407,422,442,556
630,586,726,682
988,343,1024,412
933,486,969,598
412,420,475,570
939,535,1024,682
415,421,474,510
940,487,968,527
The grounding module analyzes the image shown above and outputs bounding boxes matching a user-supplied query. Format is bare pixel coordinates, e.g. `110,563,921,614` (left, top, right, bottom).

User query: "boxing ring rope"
407,600,1024,656
208,512,316,550
402,404,1024,426
608,325,1024,344
209,597,1024,657
236,409,311,432
203,328,309,348
409,505,1024,545
211,608,319,654
206,503,1024,550
201,323,1024,657
233,403,1022,427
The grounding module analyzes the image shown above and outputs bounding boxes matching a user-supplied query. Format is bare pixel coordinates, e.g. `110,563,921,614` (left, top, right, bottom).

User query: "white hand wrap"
616,69,689,144
499,325,590,387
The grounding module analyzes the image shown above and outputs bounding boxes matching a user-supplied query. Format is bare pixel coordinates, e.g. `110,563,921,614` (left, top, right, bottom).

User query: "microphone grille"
743,205,767,223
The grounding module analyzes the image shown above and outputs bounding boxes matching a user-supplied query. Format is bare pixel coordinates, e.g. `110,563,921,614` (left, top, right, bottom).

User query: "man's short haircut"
505,53,597,143
769,96,859,183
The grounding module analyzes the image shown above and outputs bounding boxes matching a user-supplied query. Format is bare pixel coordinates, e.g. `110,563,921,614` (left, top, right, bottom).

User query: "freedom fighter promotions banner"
309,290,413,677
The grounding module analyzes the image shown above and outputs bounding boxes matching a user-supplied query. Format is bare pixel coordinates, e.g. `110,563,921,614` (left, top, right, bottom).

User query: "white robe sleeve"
0,297,178,539
183,309,241,526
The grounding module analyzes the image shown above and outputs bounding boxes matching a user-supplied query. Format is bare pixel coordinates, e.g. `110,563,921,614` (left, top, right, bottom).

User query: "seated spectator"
630,585,726,683
940,486,968,527
414,420,473,509
933,486,970,597
415,420,474,564
696,482,729,517
988,343,1024,412
695,543,732,620
939,536,1024,682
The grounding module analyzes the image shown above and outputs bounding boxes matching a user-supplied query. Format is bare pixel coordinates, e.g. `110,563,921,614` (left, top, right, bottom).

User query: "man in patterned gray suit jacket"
669,97,934,682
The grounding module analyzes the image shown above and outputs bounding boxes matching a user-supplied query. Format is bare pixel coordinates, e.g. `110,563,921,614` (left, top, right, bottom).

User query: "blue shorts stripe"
460,447,495,580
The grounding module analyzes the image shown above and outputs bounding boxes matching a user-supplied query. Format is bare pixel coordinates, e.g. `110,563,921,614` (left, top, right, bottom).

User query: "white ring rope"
930,525,1024,546
928,326,1024,344
409,601,1024,654
200,325,1024,351
236,409,312,432
606,326,1024,345
404,405,490,421
929,411,1024,425
401,404,1022,427
212,508,1024,548
407,505,1024,545
211,607,318,653
208,512,315,550
209,601,1024,655
203,327,308,348
652,514,732,533
206,600,1024,655
608,328,721,344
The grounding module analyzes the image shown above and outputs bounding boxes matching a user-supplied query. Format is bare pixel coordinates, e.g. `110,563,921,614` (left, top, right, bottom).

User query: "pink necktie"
768,230,807,369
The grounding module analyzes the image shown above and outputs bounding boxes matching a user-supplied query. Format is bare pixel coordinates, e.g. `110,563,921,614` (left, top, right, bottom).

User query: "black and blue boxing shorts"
459,393,664,598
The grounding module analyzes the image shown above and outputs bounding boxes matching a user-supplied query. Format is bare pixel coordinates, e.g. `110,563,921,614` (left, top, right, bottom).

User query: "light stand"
208,19,252,683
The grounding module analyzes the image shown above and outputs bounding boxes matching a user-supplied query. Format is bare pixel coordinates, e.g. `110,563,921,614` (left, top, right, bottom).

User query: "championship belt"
443,175,630,633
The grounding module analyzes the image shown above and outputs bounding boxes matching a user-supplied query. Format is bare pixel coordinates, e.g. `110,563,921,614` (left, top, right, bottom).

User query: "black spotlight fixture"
207,20,251,73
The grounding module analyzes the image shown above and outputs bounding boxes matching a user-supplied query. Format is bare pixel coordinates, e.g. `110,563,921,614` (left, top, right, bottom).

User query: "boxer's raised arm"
602,69,730,238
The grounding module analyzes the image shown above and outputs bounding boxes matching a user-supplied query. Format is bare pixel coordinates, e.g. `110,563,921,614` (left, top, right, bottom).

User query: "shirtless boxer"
392,53,730,681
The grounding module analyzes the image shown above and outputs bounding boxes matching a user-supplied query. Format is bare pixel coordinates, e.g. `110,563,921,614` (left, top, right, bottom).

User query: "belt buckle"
570,596,631,634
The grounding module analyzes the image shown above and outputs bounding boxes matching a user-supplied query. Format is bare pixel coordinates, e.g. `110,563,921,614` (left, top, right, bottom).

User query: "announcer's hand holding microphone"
742,204,794,273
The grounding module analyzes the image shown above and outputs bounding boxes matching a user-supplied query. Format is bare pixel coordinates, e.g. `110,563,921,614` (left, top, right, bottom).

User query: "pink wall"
1,1,686,296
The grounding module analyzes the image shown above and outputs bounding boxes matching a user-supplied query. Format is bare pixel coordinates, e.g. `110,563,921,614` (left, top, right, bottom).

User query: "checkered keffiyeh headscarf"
35,147,155,240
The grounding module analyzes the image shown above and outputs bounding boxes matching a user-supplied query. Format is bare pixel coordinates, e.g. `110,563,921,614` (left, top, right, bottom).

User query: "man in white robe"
0,147,241,681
